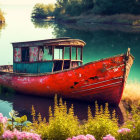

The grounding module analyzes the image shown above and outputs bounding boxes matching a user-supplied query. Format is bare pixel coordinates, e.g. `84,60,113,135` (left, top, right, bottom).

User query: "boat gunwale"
0,53,134,77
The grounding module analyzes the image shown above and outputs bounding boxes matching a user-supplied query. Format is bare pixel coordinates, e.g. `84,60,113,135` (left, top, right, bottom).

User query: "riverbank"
54,14,140,32
56,14,140,25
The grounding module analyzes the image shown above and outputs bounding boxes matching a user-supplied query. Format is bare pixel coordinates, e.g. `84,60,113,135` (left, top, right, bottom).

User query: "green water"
0,5,140,120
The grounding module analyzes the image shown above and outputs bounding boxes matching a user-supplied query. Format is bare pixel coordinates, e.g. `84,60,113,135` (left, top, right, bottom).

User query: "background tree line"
31,0,140,19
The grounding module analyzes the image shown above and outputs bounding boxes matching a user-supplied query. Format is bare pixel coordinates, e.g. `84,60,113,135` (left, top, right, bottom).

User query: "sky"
0,0,56,6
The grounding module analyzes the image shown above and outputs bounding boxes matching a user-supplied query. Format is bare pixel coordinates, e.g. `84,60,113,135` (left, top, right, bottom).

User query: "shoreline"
54,14,140,32
56,14,140,25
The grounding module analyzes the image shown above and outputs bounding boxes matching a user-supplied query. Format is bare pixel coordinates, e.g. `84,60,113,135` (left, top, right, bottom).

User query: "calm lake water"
0,5,140,122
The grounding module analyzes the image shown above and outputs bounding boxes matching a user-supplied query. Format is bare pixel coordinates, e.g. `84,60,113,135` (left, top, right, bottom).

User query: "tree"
0,9,5,23
31,3,55,19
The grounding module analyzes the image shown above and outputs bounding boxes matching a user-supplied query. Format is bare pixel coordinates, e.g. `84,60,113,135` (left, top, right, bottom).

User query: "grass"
122,82,140,106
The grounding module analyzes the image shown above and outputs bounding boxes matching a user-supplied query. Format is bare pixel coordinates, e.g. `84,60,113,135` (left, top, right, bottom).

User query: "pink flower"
0,113,8,124
0,113,3,117
66,135,96,140
118,128,131,134
2,130,15,139
86,134,96,140
103,134,116,140
2,129,42,140
76,135,88,140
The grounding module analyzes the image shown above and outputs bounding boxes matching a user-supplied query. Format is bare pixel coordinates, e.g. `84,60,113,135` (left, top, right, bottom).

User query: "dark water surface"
0,5,140,122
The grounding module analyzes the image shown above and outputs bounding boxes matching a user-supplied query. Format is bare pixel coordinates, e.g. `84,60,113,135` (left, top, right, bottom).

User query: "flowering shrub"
117,128,131,134
83,103,118,140
0,113,7,136
0,113,8,124
1,96,140,140
117,128,131,140
0,112,41,140
102,134,116,140
31,96,81,140
66,134,96,140
2,129,41,140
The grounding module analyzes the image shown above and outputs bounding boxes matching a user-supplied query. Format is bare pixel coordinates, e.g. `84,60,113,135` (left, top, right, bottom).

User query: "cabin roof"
12,37,86,48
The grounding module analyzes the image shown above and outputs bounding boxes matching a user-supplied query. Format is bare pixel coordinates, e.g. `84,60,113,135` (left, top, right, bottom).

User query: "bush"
31,95,80,140
121,105,140,140
83,102,119,140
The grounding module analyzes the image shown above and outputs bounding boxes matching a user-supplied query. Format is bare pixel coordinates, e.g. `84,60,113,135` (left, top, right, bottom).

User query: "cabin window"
21,47,29,62
29,47,39,62
64,47,70,59
39,46,52,61
42,47,52,61
72,47,76,60
14,48,21,62
54,47,63,59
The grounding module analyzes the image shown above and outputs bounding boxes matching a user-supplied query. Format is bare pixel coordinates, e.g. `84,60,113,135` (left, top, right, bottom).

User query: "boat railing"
0,65,13,72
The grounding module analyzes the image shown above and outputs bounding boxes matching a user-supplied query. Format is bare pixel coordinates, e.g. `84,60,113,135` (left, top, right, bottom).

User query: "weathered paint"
0,53,134,105
13,62,53,73
14,48,21,62
29,47,38,62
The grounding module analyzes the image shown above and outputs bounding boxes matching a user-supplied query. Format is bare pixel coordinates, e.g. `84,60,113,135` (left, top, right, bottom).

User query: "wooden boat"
0,38,134,105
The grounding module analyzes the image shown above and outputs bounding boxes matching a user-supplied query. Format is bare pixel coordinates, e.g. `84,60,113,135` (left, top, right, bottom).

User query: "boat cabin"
12,38,85,73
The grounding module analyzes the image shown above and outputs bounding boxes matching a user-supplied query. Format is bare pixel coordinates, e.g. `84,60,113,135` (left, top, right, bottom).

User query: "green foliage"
83,102,119,140
31,0,140,19
54,0,140,17
47,96,80,140
7,110,31,131
31,95,80,140
31,3,55,19
121,105,140,140
1,97,140,140
0,123,4,136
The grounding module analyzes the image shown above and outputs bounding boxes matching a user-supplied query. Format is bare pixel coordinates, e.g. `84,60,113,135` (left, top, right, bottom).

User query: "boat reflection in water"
0,92,125,124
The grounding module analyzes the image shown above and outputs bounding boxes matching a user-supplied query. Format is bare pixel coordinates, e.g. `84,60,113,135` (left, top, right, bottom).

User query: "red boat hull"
0,52,134,105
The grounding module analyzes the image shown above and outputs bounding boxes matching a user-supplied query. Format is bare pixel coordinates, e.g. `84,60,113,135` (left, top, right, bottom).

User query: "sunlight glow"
0,0,56,6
